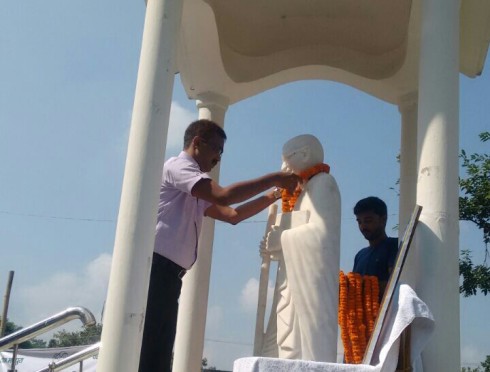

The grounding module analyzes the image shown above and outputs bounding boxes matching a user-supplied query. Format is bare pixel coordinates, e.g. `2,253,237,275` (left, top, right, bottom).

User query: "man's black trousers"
138,253,184,372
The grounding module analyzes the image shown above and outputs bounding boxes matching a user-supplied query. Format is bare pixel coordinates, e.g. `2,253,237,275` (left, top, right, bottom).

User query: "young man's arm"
191,172,300,206
204,189,279,225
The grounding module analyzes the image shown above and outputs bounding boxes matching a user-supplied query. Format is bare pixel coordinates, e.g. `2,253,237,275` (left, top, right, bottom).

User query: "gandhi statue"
260,134,341,362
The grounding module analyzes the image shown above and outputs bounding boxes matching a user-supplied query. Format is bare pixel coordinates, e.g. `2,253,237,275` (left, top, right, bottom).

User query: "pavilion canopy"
176,0,490,104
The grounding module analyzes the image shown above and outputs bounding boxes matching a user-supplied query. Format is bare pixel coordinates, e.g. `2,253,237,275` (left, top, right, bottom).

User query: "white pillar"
397,92,418,285
416,0,460,370
173,92,229,372
97,0,183,371
398,92,418,233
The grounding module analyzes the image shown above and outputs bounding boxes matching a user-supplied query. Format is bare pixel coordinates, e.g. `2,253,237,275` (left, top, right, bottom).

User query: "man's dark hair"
353,196,388,217
183,119,227,149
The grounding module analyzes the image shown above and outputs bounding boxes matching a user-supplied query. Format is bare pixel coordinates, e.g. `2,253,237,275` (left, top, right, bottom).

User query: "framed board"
362,204,423,365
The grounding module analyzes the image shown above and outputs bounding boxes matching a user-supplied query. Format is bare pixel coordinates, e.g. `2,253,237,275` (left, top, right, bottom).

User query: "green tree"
0,317,47,348
461,355,490,372
47,323,102,347
202,357,217,370
459,132,490,296
481,355,490,372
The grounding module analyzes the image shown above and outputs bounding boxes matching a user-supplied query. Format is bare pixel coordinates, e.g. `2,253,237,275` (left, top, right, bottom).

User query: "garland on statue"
281,163,330,212
338,271,380,364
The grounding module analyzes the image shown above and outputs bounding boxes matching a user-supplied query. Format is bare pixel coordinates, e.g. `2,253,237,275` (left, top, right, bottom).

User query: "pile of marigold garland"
338,271,380,364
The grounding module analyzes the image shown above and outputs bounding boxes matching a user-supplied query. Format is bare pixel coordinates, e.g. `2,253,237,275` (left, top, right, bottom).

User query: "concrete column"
97,0,183,371
397,92,418,286
398,92,418,233
173,92,230,372
416,0,460,370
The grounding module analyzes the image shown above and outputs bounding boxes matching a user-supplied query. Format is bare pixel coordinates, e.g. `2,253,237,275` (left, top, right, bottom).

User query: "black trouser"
138,253,185,372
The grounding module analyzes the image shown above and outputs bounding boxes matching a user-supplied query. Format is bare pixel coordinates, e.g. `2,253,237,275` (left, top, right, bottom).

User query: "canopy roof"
176,0,490,104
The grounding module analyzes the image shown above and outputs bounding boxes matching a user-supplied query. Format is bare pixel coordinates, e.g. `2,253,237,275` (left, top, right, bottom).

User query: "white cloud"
240,278,259,313
16,254,112,328
205,305,224,335
204,304,252,370
461,344,486,367
239,277,275,315
165,102,197,158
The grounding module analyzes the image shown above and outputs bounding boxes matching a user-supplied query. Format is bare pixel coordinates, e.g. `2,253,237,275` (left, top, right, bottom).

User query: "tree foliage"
482,355,490,372
202,357,217,370
0,318,47,348
459,131,490,244
461,355,490,372
47,323,102,347
462,367,480,372
459,132,490,296
459,250,490,296
0,318,103,348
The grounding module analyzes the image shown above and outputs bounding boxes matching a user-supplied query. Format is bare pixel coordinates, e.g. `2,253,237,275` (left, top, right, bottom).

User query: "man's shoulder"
355,246,371,257
165,153,193,167
386,237,399,248
164,153,201,175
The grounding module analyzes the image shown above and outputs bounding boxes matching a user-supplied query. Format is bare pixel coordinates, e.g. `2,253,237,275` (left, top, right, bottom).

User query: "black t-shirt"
352,237,399,281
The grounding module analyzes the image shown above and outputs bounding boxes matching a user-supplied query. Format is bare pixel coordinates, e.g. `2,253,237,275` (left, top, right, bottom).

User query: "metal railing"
0,307,95,351
0,306,96,372
35,342,100,372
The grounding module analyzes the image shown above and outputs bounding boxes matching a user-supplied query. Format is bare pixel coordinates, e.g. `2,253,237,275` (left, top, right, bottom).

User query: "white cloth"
234,284,434,372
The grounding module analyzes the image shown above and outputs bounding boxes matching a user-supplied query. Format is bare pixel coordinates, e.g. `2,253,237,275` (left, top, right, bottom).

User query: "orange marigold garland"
338,272,380,364
355,273,367,357
364,276,374,336
338,272,353,363
281,163,330,212
371,276,380,320
346,273,362,363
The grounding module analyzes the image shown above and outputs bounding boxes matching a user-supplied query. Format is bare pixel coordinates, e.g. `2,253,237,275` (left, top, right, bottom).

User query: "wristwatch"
273,187,282,199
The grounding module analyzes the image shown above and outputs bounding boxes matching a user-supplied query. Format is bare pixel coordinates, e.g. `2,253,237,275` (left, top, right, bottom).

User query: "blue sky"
1,0,489,370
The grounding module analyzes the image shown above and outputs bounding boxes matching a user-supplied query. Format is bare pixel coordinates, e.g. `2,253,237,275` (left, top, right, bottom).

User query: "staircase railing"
0,306,96,372
0,306,96,351
35,342,100,372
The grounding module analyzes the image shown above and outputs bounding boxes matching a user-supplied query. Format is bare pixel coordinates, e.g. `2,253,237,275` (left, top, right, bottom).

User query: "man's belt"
153,253,187,279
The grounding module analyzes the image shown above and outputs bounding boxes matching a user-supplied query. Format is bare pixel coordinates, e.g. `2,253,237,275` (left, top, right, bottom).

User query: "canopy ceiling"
176,0,490,104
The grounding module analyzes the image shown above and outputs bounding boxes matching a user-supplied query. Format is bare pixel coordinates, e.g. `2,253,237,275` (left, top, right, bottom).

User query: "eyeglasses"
201,139,224,156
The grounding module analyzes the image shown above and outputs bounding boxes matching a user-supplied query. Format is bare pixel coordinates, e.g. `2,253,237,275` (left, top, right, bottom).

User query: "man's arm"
204,190,279,225
192,172,300,206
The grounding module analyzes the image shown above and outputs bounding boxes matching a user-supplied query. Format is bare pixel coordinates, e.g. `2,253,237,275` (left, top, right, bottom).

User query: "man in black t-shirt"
352,196,399,300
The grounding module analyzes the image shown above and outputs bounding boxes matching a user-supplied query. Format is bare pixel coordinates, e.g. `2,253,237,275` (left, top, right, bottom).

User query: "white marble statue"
260,134,341,362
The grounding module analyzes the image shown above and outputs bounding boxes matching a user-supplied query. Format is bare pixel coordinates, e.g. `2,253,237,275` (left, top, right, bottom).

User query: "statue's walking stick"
253,203,278,356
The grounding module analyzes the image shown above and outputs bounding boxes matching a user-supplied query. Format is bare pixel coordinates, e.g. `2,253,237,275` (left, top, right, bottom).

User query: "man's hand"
275,172,302,194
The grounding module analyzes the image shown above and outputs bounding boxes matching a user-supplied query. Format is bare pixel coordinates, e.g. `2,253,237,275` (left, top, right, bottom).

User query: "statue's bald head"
282,134,324,173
